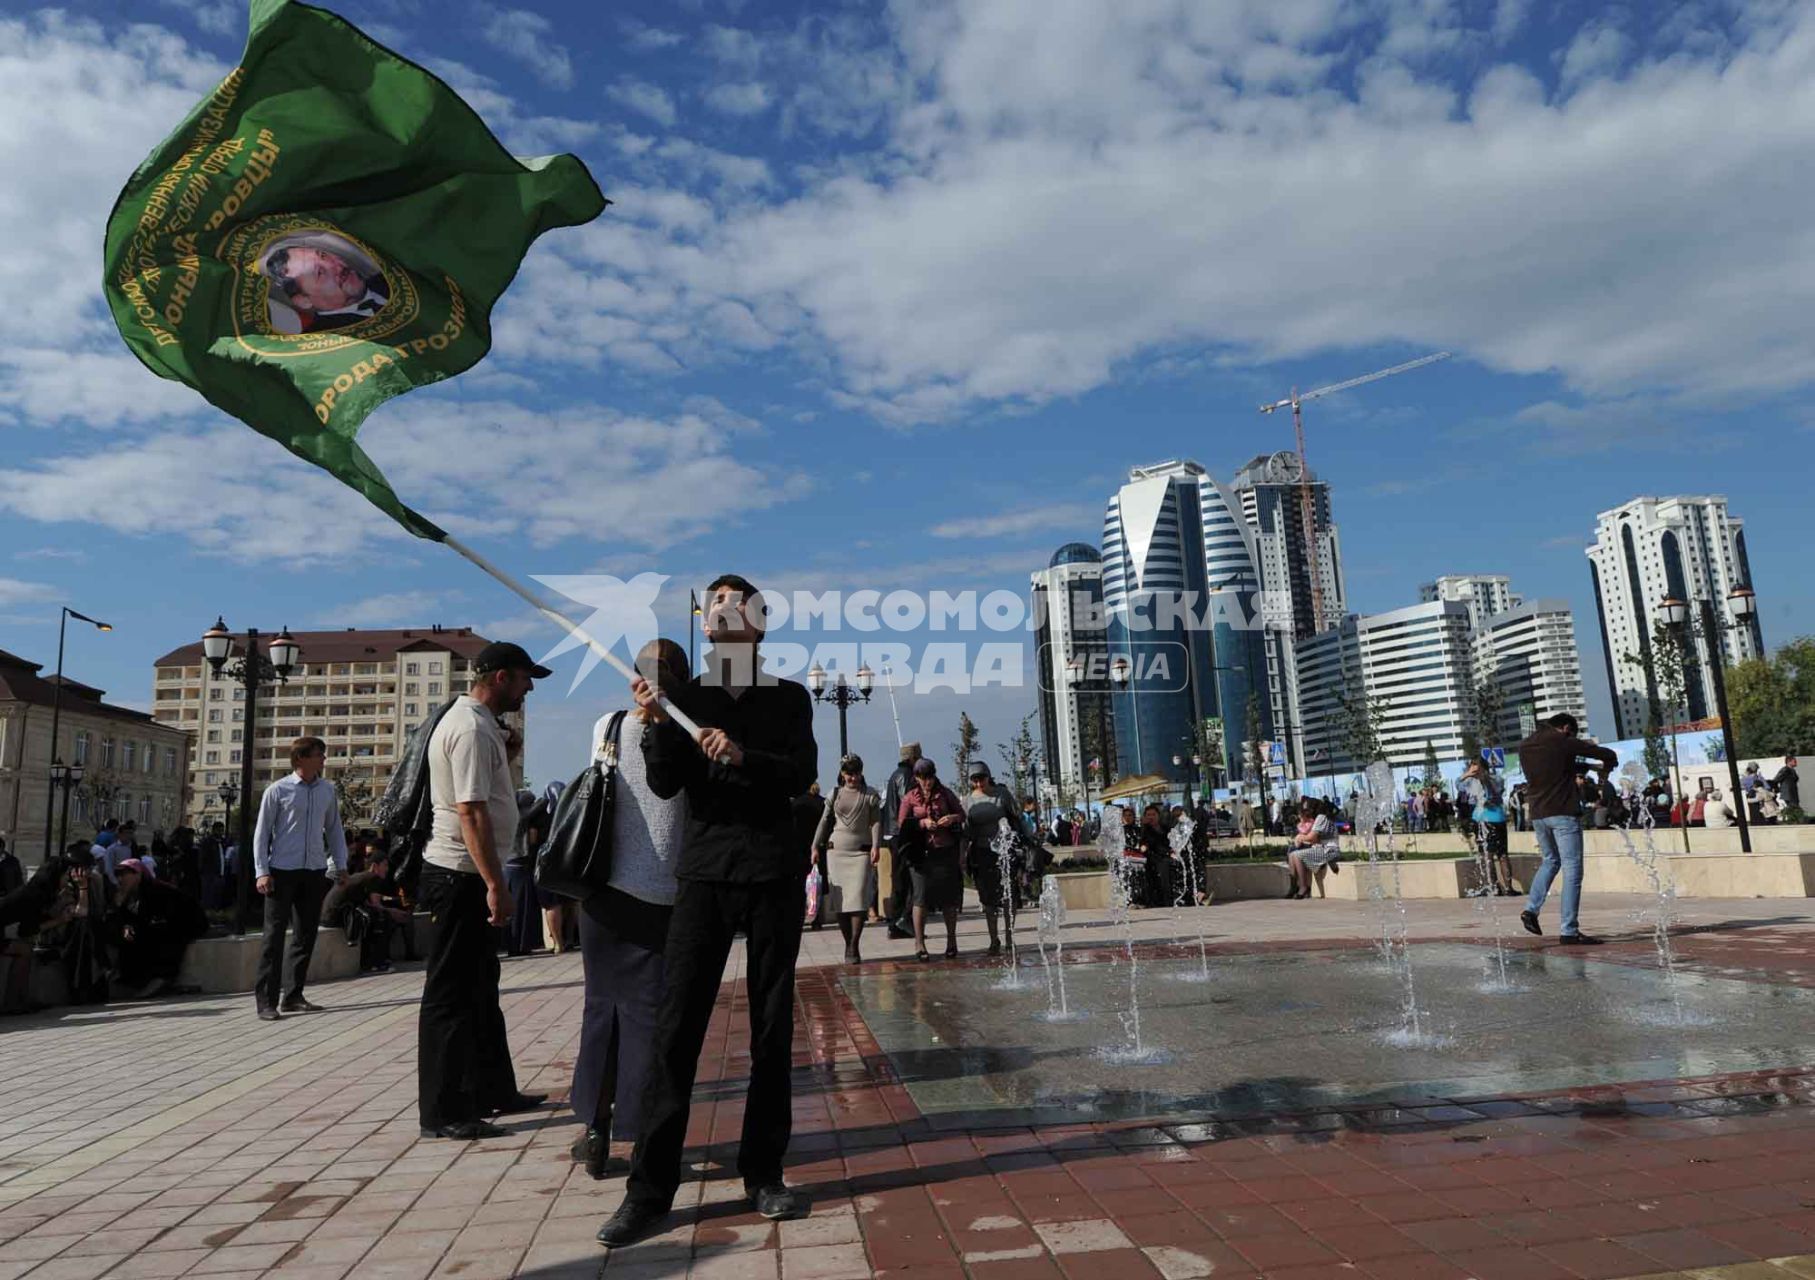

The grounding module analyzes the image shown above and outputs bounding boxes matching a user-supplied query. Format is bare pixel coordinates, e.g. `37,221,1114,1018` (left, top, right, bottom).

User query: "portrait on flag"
258,228,391,334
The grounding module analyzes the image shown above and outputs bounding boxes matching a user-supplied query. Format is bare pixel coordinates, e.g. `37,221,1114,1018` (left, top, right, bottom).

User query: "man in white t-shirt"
416,641,550,1141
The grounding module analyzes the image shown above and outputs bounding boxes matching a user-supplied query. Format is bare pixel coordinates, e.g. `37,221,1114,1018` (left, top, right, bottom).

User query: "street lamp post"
201,619,301,933
217,780,239,858
1657,588,1756,854
41,606,111,859
806,662,874,760
49,760,84,855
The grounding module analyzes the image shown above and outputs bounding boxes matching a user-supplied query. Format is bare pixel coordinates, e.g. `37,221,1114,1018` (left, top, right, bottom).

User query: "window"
209,687,222,701
101,738,115,768
208,710,221,724
428,660,443,674
74,731,89,765
232,686,244,700
427,683,441,696
139,796,152,824
75,793,88,823
143,745,154,774
205,751,219,764
230,750,242,764
206,730,220,744
405,703,419,718
164,747,177,775
405,661,420,675
405,682,418,695
230,729,242,743
122,741,136,772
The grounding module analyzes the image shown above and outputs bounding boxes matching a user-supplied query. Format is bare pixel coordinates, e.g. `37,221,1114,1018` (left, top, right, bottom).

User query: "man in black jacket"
598,574,818,1245
881,741,919,938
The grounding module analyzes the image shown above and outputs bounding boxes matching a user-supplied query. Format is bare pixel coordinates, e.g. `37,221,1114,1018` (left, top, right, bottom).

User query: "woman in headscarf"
960,761,1022,956
812,754,882,964
107,857,207,996
571,639,689,1179
897,758,965,961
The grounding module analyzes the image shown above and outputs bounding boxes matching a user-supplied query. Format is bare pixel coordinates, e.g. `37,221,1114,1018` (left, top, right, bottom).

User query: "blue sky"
1,0,1811,793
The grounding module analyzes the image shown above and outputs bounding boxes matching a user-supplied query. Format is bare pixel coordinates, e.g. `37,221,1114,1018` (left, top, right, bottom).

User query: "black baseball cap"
473,641,553,678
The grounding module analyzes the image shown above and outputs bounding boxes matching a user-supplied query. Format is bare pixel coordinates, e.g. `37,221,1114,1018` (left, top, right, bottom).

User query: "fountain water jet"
1462,773,1514,992
1034,874,1081,1021
1097,811,1166,1063
1165,816,1210,983
990,819,1024,989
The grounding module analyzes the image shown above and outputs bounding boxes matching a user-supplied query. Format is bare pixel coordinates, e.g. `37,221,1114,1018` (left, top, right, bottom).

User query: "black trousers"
417,865,519,1128
886,842,913,925
627,877,804,1209
255,868,327,1010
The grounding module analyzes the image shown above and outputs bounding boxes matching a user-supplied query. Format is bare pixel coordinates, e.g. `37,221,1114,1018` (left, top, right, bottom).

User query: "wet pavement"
4,892,1815,1279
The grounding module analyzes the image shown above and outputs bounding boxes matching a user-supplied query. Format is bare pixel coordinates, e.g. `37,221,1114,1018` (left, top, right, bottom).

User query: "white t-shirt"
425,696,517,875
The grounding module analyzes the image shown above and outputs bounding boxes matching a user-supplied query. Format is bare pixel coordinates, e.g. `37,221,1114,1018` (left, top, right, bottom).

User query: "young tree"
952,711,980,784
1421,739,1441,792
1625,620,1693,783
1192,716,1225,797
996,713,1039,800
1335,687,1389,770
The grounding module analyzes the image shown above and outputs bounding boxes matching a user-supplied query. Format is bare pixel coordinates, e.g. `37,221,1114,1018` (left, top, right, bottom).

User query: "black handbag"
535,710,627,901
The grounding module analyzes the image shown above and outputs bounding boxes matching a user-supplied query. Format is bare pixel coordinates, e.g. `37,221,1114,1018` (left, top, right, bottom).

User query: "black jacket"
642,675,818,883
881,764,914,842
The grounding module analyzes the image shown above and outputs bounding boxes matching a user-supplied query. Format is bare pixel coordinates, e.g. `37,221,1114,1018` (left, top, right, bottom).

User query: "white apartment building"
1420,575,1521,635
1297,601,1477,775
151,625,515,829
1585,496,1763,739
1031,545,1112,801
1473,600,1589,744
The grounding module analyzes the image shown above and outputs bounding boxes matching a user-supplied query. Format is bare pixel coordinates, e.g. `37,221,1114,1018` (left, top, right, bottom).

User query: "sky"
1,0,1811,797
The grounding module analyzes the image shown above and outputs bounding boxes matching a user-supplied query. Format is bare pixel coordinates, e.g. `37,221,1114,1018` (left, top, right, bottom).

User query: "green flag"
103,0,607,540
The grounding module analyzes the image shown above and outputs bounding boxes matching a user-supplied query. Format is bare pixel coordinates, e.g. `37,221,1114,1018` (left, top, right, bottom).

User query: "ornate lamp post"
41,606,111,859
201,619,301,932
1656,587,1756,854
806,662,874,760
49,760,84,854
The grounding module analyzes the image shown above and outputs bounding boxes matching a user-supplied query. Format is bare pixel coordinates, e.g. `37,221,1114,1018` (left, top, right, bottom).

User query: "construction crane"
1258,351,1451,634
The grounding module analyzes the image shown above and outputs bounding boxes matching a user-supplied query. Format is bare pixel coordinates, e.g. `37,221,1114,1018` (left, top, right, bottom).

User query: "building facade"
1296,601,1477,776
150,626,513,830
1473,600,1589,746
1030,544,1114,805
1585,496,1764,740
0,648,191,859
1420,574,1521,635
1228,450,1345,776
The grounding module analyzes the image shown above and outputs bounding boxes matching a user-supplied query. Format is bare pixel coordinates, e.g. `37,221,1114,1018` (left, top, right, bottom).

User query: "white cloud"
418,56,598,152
609,79,678,126
496,0,1815,423
12,547,87,563
703,81,773,115
0,577,57,606
153,0,237,38
624,22,684,51
479,5,574,90
929,504,1101,540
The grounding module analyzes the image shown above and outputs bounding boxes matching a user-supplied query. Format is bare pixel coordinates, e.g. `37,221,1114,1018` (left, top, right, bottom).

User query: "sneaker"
745,1181,809,1221
1519,909,1542,937
1558,933,1605,946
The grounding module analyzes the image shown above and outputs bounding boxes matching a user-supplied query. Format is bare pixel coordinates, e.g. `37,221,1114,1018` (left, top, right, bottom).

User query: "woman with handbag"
897,757,966,961
569,638,689,1180
811,755,882,964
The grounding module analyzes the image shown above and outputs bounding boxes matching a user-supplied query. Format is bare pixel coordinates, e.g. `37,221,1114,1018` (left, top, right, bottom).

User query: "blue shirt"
252,773,349,878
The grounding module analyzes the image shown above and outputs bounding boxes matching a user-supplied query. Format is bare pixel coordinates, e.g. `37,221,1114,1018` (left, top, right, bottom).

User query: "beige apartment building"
150,625,520,830
0,647,191,858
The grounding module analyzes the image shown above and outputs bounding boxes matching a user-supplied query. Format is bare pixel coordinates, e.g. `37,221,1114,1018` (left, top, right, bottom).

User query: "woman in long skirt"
570,639,688,1179
812,755,881,963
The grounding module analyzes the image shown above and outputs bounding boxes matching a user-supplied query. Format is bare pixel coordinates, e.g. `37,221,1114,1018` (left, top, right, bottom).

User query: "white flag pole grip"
443,534,710,744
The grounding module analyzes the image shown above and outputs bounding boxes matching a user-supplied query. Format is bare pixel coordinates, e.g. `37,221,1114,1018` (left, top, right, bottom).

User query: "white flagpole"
881,662,904,749
443,534,709,744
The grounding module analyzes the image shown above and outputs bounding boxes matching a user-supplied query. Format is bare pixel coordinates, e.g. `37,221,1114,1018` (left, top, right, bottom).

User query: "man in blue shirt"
252,736,349,1020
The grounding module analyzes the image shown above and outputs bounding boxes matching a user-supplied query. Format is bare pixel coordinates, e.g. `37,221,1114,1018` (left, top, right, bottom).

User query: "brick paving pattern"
3,893,1815,1279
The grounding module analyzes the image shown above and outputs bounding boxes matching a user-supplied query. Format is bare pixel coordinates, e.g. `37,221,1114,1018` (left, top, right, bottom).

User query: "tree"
1726,637,1815,759
996,713,1039,801
1335,687,1389,770
1421,739,1441,791
952,711,980,785
1625,619,1693,783
337,765,379,830
1080,704,1116,787
1242,693,1265,786
77,767,123,828
1192,716,1225,797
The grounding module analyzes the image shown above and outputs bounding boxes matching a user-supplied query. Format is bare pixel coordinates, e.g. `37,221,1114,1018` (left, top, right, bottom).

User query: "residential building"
1030,544,1114,805
1585,496,1764,739
1297,601,1477,776
1420,574,1521,635
1228,450,1345,775
0,647,191,857
150,625,517,830
1473,600,1589,745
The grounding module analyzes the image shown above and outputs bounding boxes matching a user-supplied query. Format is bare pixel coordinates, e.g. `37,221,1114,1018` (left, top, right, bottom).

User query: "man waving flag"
103,0,607,540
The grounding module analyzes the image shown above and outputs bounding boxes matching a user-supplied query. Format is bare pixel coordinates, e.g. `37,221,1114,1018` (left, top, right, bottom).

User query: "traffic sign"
1268,740,1287,766
1481,746,1506,769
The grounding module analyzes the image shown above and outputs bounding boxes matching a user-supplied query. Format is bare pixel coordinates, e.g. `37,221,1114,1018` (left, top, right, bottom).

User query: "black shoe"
256,1006,280,1022
596,1199,670,1246
886,922,913,940
420,1120,507,1140
745,1181,809,1221
490,1093,546,1115
986,941,1002,957
1559,933,1605,946
279,996,323,1013
1520,909,1542,936
571,1126,615,1179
